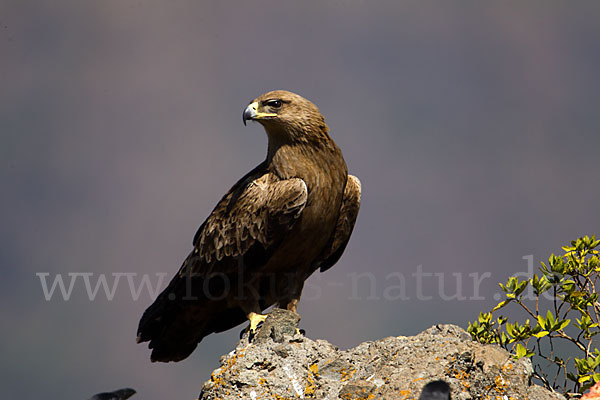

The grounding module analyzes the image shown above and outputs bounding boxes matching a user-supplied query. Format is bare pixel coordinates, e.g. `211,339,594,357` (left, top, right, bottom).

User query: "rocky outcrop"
197,309,564,400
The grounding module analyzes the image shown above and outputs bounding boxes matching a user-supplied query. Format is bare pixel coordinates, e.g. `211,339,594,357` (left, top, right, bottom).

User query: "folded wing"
318,175,361,272
136,165,308,362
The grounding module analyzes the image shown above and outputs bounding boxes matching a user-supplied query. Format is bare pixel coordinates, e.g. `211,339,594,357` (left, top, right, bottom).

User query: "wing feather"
180,171,307,277
137,167,308,361
318,175,361,272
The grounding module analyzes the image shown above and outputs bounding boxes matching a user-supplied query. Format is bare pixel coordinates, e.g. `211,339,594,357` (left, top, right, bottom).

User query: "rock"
197,310,565,400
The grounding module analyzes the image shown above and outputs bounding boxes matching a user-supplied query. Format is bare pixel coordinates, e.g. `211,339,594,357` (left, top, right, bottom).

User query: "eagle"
136,90,361,362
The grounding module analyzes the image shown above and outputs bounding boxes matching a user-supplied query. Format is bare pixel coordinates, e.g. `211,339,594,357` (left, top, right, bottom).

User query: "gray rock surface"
198,309,564,400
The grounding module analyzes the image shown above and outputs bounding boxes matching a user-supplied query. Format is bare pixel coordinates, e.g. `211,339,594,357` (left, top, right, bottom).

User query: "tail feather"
137,287,247,362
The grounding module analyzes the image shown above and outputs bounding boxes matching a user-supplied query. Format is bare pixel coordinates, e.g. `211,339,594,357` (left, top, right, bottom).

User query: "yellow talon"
248,312,268,334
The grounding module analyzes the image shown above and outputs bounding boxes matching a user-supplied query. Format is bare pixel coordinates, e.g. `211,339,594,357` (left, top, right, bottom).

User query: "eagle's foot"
297,328,306,336
247,312,268,335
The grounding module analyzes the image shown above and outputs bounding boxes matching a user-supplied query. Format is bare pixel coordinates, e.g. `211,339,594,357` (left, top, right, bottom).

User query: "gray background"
2,1,599,399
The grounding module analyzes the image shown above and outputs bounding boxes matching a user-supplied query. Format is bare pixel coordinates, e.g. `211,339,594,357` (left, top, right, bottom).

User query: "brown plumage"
136,90,361,362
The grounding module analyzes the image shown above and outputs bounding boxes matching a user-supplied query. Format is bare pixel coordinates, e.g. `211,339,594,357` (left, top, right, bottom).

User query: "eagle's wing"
136,166,308,361
180,170,308,278
318,175,361,272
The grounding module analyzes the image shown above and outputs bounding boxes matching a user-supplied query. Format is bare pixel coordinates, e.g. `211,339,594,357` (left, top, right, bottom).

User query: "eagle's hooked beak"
243,101,277,126
242,102,257,126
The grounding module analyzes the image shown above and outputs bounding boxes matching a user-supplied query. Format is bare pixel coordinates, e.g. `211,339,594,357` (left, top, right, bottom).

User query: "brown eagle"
136,90,361,362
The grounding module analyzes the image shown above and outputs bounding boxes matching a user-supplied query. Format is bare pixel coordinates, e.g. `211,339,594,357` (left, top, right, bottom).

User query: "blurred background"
2,1,600,399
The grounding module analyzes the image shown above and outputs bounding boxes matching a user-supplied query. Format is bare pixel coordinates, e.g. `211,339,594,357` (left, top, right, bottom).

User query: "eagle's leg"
282,297,305,336
280,277,304,314
285,298,299,313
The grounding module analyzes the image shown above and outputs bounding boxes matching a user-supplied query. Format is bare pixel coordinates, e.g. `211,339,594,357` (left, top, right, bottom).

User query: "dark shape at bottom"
88,388,136,400
419,380,451,400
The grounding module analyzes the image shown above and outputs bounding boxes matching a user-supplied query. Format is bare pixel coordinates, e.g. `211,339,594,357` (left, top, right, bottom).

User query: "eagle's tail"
136,292,203,362
136,277,248,362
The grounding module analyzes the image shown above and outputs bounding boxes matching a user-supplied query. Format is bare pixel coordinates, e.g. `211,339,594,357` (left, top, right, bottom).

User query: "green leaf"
514,281,528,296
558,319,571,331
579,375,591,384
506,323,515,338
561,279,576,293
493,300,511,311
515,343,527,359
567,372,578,382
537,314,547,330
546,310,555,327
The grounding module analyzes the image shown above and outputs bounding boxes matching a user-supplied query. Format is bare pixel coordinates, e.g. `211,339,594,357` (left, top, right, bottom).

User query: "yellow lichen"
445,367,470,391
338,388,377,400
494,374,507,392
304,363,319,398
338,367,357,382
208,349,247,392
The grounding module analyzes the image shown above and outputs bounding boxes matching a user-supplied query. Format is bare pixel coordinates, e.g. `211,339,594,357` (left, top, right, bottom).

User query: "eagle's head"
243,90,328,142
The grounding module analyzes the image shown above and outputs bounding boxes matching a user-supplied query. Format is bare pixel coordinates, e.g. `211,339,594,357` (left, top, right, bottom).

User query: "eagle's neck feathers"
265,125,347,187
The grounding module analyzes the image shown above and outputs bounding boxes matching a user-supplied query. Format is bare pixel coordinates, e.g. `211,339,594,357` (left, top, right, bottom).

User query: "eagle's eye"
265,99,283,109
